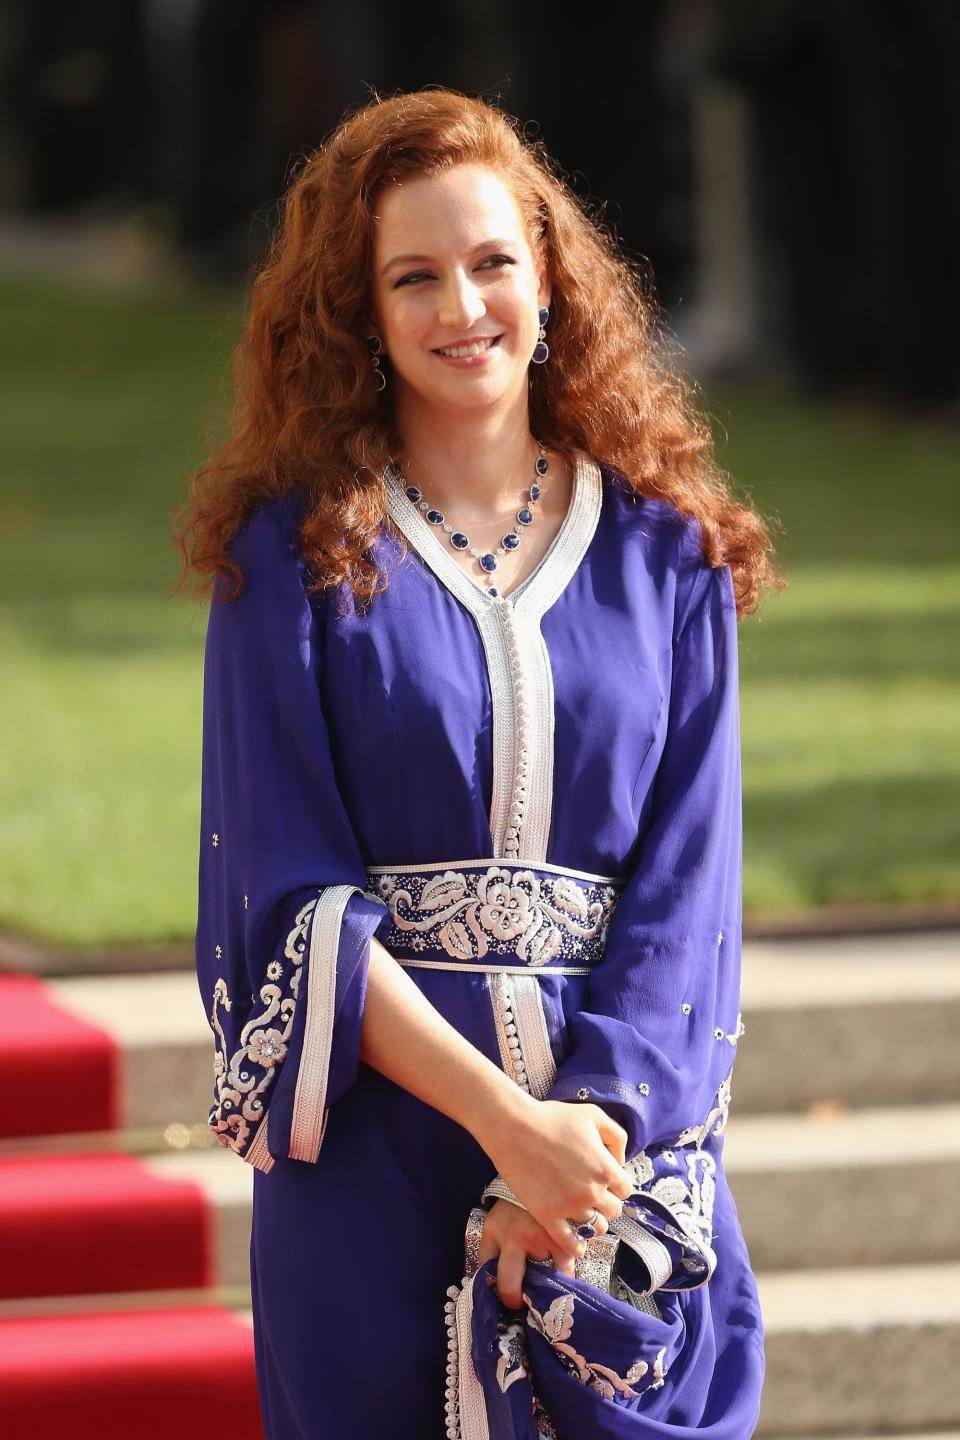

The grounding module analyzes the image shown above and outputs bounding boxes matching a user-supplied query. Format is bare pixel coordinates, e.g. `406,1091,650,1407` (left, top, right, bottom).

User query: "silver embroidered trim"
612,1278,663,1318
489,972,527,1091
244,1110,275,1172
365,855,623,885
512,453,603,617
396,958,595,976
383,452,604,863
289,883,360,1163
607,1213,673,1292
443,1275,490,1440
364,864,620,967
480,1175,523,1211
508,974,557,1101
479,598,527,861
209,895,317,1169
575,1246,619,1294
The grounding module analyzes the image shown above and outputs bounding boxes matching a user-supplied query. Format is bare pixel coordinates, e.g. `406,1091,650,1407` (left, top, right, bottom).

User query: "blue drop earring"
531,307,550,364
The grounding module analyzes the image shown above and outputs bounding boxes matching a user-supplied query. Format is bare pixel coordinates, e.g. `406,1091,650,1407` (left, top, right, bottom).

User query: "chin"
411,376,511,408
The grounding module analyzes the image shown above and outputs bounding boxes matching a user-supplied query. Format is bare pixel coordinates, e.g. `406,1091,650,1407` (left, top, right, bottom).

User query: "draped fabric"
195,508,391,1173
193,454,765,1439
544,524,746,1159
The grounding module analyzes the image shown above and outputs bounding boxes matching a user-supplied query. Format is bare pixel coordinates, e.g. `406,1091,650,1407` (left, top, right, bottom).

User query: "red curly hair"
173,86,786,620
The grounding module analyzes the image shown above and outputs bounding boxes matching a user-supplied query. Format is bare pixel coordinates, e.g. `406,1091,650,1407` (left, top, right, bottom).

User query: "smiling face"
370,162,550,419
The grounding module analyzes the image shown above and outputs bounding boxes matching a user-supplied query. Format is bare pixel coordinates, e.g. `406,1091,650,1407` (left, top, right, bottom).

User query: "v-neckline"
382,448,603,622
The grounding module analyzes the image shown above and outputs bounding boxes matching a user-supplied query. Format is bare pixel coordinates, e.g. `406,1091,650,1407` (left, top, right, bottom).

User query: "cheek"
385,296,433,349
496,280,539,326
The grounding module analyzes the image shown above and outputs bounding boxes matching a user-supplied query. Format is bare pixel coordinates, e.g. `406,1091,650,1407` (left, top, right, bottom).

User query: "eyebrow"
379,237,518,276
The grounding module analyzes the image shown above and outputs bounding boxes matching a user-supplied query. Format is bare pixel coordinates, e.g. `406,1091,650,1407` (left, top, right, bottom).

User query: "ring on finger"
567,1206,600,1242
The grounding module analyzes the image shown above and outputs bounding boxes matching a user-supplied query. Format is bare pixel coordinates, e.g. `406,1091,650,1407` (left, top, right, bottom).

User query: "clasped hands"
476,1097,634,1310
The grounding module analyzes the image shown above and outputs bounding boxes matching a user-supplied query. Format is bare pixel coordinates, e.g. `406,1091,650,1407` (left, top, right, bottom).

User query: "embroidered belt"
362,858,624,974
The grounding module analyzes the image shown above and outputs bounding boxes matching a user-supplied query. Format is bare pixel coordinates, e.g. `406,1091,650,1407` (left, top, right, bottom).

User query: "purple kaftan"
194,449,765,1438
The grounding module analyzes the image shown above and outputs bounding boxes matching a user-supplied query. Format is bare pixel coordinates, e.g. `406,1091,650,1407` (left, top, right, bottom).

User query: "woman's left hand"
476,1197,592,1310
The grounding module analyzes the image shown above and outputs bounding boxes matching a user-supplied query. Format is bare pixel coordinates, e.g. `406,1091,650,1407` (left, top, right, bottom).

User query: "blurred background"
0,3,958,1438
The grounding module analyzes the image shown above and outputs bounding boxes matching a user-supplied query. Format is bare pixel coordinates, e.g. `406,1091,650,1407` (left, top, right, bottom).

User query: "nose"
437,268,486,330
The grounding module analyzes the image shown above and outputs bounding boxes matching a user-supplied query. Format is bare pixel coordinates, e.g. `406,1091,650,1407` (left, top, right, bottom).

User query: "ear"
536,253,552,312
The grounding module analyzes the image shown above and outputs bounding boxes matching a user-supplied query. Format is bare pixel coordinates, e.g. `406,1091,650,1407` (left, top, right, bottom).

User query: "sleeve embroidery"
209,895,316,1165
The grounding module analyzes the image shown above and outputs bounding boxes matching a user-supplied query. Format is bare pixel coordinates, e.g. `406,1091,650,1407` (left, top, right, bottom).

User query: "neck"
391,389,541,523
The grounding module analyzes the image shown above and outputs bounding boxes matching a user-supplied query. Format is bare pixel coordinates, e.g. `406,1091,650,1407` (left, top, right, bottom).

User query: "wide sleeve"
194,498,389,1173
546,518,744,1164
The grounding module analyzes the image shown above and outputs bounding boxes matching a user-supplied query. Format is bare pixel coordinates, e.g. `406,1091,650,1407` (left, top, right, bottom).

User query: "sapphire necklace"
391,442,549,597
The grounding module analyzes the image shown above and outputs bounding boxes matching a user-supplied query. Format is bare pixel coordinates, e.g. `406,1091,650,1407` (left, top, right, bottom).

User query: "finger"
522,1221,559,1267
476,1230,500,1269
545,1217,587,1263
595,1191,624,1223
577,1209,613,1241
496,1245,528,1311
553,1249,577,1279
594,1110,628,1165
607,1164,635,1201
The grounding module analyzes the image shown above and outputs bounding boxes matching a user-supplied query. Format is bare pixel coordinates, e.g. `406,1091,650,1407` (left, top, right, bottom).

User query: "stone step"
141,1148,254,1291
734,930,960,1112
43,970,214,1131
723,1100,960,1269
37,932,959,1133
756,1261,960,1436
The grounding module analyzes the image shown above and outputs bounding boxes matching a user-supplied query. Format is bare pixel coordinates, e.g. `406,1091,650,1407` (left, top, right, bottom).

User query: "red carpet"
2,974,118,1138
0,965,263,1436
0,1307,265,1439
0,1151,212,1299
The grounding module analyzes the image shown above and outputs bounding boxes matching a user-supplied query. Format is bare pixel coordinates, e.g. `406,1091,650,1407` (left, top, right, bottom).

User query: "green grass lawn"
1,275,957,947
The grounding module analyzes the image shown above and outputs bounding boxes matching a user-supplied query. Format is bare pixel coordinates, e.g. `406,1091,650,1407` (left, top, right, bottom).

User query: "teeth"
436,337,498,359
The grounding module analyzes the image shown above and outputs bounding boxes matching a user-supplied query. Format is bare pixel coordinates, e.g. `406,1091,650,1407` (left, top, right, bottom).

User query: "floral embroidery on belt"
364,865,621,966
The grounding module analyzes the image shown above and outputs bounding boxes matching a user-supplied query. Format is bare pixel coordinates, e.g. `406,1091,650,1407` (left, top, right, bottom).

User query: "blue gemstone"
480,553,497,572
426,509,444,525
517,508,533,525
538,307,549,326
503,532,520,549
535,456,548,475
405,485,422,503
488,587,498,596
532,342,549,364
530,484,540,501
366,335,382,353
451,532,469,549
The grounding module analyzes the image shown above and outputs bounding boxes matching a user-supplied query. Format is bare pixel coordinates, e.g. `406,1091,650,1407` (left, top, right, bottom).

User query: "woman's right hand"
478,1093,635,1263
477,1199,577,1310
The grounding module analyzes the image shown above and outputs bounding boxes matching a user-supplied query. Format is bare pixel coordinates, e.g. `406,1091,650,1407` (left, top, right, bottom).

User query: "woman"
177,86,783,1439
